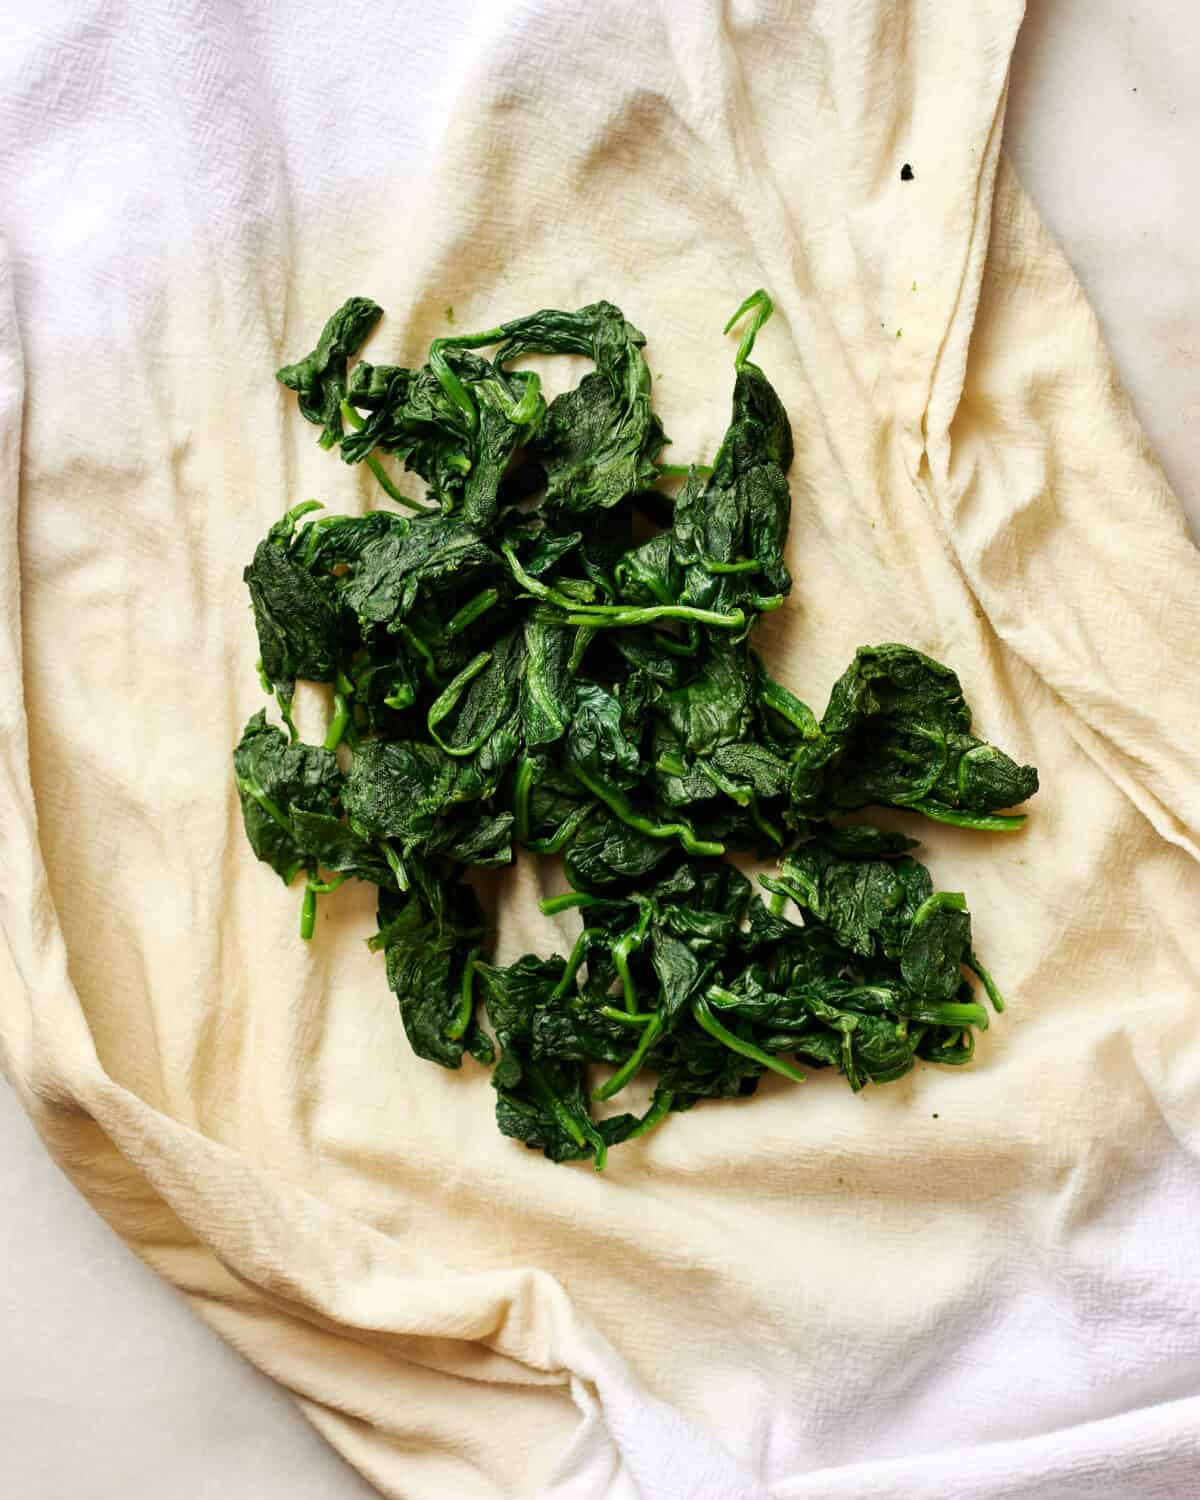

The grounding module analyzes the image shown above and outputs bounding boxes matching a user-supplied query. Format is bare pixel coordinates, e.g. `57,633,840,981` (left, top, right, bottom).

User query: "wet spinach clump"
235,290,1037,1168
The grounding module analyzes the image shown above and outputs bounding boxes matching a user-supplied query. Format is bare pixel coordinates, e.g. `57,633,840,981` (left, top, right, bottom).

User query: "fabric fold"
3,3,1199,1498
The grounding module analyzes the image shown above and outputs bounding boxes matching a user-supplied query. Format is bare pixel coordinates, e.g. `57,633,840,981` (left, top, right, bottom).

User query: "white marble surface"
2,2,1197,1496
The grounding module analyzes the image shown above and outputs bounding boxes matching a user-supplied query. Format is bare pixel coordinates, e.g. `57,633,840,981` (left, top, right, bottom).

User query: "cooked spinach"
236,290,1039,1167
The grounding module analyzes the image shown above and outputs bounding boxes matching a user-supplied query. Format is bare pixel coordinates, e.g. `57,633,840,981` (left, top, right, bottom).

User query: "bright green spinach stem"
908,799,1027,832
747,795,784,846
501,545,745,633
513,756,535,843
235,774,291,842
424,322,513,432
612,902,653,1014
696,758,749,807
569,764,724,858
299,871,348,941
966,948,1006,1013
446,949,480,1040
656,462,713,478
593,1014,663,1102
300,884,318,940
276,691,299,743
324,692,350,751
761,678,821,739
516,754,596,854
397,624,440,684
540,891,607,916
906,1000,990,1030
910,890,967,927
338,401,434,512
426,651,493,756
428,343,480,432
627,1088,675,1140
600,1006,656,1026
693,993,807,1084
724,288,775,370
525,803,595,855
446,588,499,637
527,1059,609,1172
560,604,746,632
552,929,604,1001
379,841,409,891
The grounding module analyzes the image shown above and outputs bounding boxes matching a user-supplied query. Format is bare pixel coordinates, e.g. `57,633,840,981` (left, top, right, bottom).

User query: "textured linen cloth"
3,2,1200,1497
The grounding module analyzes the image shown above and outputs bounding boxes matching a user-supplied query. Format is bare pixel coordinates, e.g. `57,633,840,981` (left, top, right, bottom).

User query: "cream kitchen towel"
3,2,1200,1497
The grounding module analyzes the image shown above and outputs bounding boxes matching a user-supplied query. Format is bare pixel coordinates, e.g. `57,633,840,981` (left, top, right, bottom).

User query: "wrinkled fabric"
2,2,1199,1497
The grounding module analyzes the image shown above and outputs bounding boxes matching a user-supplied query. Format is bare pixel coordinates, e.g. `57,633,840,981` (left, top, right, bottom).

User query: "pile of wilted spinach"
235,291,1038,1168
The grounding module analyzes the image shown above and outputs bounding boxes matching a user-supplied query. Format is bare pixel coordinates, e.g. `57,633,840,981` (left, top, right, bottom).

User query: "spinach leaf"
671,295,794,621
340,515,498,628
276,297,382,449
496,302,665,514
494,1058,637,1170
900,891,974,1006
567,681,642,786
807,644,1040,829
342,350,544,523
762,844,932,959
521,613,576,748
233,711,341,884
245,532,343,699
372,873,492,1069
289,809,398,888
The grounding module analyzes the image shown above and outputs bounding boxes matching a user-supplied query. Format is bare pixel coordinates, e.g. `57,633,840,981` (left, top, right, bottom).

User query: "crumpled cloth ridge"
2,3,1199,1497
